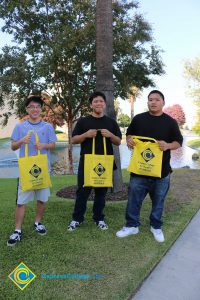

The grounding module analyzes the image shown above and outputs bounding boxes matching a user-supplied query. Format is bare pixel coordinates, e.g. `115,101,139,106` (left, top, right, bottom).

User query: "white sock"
15,229,21,233
35,222,39,226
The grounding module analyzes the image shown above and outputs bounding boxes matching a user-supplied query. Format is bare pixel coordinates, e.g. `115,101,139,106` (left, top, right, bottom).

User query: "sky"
120,0,200,127
0,1,200,127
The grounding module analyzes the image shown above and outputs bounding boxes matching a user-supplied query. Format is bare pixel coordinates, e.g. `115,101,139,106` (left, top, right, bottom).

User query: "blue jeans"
125,175,170,229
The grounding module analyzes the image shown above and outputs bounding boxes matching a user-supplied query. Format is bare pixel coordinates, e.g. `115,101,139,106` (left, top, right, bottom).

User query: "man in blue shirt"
7,95,57,246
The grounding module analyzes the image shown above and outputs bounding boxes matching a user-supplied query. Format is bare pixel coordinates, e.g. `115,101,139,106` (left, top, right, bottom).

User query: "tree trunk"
67,114,74,174
128,86,140,120
130,97,135,120
96,0,123,192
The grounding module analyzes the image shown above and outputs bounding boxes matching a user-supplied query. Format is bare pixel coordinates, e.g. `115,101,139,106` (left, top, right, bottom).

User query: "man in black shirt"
116,90,183,242
68,91,122,231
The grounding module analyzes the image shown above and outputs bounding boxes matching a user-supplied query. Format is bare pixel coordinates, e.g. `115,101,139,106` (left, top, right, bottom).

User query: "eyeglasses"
27,105,42,110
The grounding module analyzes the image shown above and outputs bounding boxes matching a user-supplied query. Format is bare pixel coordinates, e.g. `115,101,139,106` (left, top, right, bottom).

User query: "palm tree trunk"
67,113,74,174
130,97,135,119
96,0,122,192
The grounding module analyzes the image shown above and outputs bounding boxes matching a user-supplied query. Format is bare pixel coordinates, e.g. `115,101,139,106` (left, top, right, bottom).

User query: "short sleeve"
11,124,21,141
170,119,183,145
72,118,84,137
126,117,135,136
113,119,122,139
48,124,57,143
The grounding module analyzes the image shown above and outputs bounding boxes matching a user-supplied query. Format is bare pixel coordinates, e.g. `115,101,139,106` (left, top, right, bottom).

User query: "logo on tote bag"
93,163,106,177
29,164,42,178
141,148,155,162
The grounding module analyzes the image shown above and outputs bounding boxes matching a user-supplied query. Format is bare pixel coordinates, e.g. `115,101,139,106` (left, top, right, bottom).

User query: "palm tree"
128,86,141,119
96,0,122,192
114,99,122,118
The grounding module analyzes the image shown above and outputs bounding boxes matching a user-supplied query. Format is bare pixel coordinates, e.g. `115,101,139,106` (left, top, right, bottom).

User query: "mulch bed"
56,183,129,201
56,169,200,206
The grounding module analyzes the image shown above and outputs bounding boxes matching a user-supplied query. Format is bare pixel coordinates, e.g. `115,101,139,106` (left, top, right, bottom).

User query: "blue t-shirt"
11,120,57,171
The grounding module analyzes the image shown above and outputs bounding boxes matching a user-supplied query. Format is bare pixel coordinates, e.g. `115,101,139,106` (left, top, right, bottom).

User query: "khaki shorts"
16,180,50,205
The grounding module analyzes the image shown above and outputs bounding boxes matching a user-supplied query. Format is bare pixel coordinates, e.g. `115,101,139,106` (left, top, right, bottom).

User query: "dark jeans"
72,157,107,223
125,174,170,229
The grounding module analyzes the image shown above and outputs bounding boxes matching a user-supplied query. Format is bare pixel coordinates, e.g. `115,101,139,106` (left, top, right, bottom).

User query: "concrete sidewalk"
132,209,200,300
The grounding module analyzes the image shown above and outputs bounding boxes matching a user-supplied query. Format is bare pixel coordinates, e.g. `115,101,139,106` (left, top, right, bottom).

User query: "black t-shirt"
126,112,183,178
72,115,122,156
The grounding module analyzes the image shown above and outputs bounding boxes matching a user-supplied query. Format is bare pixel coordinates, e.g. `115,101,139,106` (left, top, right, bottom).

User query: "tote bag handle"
92,136,107,155
132,135,158,144
25,130,41,157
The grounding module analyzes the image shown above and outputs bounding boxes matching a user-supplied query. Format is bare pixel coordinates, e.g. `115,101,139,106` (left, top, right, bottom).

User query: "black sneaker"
96,221,108,230
34,223,47,235
7,231,22,246
67,220,81,231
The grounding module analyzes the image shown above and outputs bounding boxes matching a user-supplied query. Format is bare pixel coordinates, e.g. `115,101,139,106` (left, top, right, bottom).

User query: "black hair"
148,90,165,102
89,91,106,104
25,96,44,107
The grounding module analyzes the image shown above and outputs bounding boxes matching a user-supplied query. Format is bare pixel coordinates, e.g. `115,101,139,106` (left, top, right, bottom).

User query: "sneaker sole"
35,231,47,236
67,222,82,231
116,230,139,238
150,228,165,243
98,226,108,230
151,236,165,243
67,228,77,231
7,242,18,247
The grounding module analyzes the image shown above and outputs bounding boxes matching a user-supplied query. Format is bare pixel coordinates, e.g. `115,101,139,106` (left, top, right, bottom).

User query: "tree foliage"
0,0,164,115
114,99,122,117
0,0,96,173
184,57,200,104
0,0,164,172
163,104,186,127
184,57,200,135
118,113,130,128
192,108,200,135
112,1,164,99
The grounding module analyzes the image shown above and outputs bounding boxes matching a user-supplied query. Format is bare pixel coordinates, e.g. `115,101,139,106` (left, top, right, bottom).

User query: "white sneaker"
116,226,139,238
150,226,165,243
96,220,108,230
67,220,81,231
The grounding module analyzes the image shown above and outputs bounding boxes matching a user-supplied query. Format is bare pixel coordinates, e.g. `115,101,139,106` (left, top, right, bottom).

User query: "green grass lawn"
56,132,68,142
0,137,10,144
187,138,200,150
0,169,200,299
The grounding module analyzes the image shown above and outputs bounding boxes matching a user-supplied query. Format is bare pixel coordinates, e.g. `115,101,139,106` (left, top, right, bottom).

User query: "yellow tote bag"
84,137,114,187
18,131,52,192
127,135,163,178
